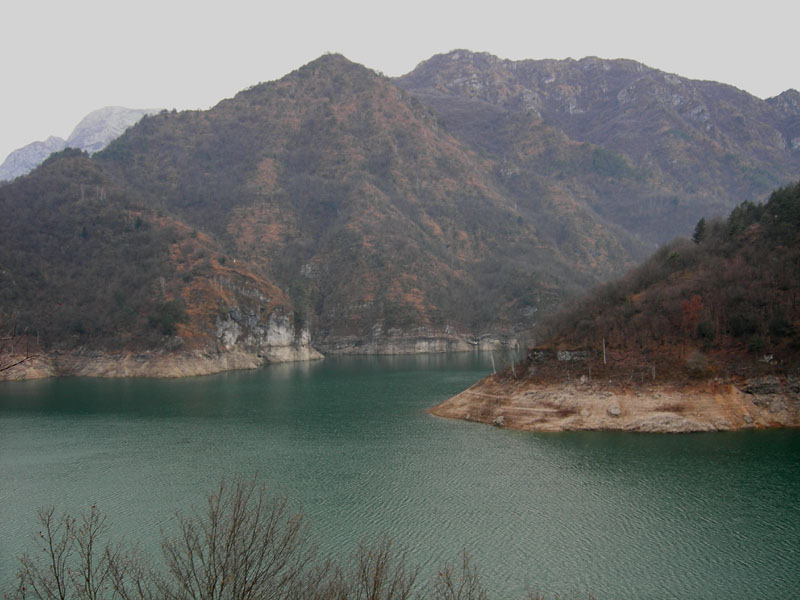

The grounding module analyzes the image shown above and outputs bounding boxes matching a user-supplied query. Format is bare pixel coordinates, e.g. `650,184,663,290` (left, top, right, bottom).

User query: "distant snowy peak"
0,107,161,181
66,106,160,154
0,136,66,181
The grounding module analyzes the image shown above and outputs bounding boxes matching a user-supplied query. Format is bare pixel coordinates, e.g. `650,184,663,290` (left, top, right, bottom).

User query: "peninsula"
433,182,800,432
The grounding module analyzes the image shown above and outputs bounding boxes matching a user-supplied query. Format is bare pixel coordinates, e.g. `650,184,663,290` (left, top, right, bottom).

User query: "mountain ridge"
397,50,800,245
2,52,800,379
94,54,637,348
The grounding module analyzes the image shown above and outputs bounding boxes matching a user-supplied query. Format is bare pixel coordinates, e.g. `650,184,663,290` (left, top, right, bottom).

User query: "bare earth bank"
431,375,800,433
1,346,323,381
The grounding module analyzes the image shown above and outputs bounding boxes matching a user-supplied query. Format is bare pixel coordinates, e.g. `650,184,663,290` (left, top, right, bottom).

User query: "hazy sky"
3,0,798,162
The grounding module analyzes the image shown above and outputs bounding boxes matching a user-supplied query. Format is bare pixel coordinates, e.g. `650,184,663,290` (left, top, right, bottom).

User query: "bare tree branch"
0,318,37,375
7,477,530,600
434,549,487,600
161,477,314,600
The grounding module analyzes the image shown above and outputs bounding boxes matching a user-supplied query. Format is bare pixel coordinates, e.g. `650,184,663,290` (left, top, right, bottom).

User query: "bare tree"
11,506,116,600
0,318,36,375
10,478,554,600
105,546,162,600
350,539,417,600
434,550,486,600
160,477,314,600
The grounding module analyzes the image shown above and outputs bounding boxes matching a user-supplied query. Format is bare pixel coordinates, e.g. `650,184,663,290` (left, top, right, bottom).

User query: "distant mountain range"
1,51,799,378
0,107,159,181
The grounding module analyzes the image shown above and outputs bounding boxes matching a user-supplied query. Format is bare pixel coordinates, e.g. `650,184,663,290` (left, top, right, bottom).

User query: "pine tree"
692,217,706,244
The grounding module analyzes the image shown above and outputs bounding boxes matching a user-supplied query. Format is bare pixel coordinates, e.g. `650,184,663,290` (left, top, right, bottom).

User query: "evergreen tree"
692,217,706,244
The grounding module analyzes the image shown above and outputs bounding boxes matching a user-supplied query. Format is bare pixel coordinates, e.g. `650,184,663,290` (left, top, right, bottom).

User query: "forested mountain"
0,149,313,372
537,181,800,378
398,50,800,245
92,54,639,350
431,182,800,433
2,52,799,377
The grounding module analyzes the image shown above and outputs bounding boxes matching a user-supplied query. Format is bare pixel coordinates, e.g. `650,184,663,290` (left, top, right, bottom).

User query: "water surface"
1,354,798,599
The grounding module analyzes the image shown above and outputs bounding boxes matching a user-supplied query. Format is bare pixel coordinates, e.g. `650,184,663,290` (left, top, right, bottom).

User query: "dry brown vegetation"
4,52,798,359
524,181,800,384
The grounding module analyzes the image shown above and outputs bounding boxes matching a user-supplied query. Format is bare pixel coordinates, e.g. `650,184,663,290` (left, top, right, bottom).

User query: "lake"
1,354,799,599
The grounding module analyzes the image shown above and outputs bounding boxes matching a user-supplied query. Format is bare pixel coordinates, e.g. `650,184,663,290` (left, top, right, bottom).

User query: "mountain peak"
768,88,800,109
291,53,376,80
0,135,66,181
233,52,390,108
406,49,504,75
66,106,160,153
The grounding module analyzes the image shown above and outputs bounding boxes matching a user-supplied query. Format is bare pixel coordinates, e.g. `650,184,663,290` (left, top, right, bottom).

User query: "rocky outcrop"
1,344,321,381
49,349,283,378
215,307,322,363
1,305,322,381
0,355,57,381
431,375,800,433
1,346,322,381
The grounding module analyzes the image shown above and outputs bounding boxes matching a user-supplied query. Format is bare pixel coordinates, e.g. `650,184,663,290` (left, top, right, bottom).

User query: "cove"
1,354,798,599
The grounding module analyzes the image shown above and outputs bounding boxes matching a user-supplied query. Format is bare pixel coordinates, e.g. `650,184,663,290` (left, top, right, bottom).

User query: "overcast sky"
3,0,798,162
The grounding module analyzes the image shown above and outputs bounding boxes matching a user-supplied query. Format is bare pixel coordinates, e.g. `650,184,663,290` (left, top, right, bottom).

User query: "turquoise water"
1,354,799,599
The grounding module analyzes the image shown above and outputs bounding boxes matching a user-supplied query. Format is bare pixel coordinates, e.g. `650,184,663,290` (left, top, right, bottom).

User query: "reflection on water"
1,354,799,599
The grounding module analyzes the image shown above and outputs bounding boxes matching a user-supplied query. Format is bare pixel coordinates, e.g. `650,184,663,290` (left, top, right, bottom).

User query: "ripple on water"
1,360,799,599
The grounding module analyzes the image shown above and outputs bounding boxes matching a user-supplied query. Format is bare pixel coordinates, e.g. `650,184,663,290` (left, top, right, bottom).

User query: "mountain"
432,182,800,432
2,52,799,379
0,149,318,379
1,55,639,378
0,107,159,181
66,106,160,153
94,54,640,352
0,136,66,181
397,50,800,245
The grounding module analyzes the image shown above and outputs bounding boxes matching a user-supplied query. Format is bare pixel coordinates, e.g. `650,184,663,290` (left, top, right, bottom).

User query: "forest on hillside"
534,181,800,381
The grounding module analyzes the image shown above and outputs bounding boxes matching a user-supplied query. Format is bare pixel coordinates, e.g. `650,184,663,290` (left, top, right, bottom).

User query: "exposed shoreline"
1,327,521,382
431,374,800,433
0,347,323,381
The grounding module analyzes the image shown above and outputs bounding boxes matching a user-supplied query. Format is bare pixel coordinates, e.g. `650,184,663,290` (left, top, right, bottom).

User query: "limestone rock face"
314,325,516,355
215,307,322,364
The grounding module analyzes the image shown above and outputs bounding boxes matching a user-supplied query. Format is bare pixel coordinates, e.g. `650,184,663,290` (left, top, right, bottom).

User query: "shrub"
685,350,708,377
149,299,187,335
